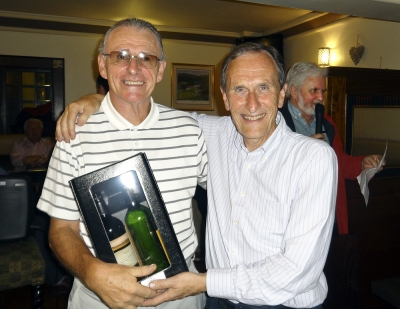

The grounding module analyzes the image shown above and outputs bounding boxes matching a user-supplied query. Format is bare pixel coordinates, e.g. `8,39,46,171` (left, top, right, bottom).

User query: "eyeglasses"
102,50,161,68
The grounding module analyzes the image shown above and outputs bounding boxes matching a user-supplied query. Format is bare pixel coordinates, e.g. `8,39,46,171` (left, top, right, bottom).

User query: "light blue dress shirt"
192,112,338,307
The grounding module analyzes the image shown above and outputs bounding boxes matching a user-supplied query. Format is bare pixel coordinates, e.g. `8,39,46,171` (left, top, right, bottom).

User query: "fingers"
55,102,85,143
364,155,382,168
76,104,95,126
88,264,157,308
55,109,66,142
129,264,157,279
142,290,170,307
56,105,73,143
310,133,325,141
362,155,385,171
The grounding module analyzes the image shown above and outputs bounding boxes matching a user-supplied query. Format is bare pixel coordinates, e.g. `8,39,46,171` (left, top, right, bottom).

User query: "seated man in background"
56,42,338,309
9,118,54,168
281,62,384,235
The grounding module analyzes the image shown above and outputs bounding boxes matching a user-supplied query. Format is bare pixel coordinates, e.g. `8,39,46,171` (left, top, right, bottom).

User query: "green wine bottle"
94,194,138,266
124,188,170,273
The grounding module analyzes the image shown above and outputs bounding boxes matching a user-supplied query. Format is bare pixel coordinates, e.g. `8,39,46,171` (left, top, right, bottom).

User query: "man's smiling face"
290,75,326,117
98,26,166,109
221,51,286,152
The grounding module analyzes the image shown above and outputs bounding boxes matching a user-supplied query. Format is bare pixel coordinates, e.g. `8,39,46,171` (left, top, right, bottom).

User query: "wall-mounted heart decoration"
349,35,364,66
349,45,364,65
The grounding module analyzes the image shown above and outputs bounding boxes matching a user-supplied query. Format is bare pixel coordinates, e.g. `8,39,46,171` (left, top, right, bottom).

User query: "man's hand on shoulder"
143,272,206,307
56,94,105,143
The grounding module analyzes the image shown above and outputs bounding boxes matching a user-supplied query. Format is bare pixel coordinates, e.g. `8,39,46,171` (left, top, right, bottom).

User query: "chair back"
0,175,34,243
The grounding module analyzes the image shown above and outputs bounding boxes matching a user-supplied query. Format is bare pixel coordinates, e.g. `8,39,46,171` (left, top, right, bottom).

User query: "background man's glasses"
102,50,161,68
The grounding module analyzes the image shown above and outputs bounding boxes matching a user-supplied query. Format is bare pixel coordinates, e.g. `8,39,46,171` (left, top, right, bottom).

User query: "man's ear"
220,87,230,111
156,60,166,83
290,85,297,100
278,84,287,108
98,54,108,79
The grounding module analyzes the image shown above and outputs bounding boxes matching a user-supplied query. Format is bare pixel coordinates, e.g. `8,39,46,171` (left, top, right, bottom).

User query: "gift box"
69,152,188,285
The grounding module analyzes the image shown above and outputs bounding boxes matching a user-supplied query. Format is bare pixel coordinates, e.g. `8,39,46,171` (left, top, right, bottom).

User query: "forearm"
332,131,363,179
9,149,24,167
48,218,101,286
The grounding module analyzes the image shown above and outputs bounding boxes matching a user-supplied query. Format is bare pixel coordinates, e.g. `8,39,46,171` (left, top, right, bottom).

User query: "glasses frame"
102,50,162,68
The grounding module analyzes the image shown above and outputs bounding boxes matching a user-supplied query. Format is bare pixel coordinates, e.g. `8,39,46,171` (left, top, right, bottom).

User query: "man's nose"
127,57,141,74
316,90,324,101
245,91,260,112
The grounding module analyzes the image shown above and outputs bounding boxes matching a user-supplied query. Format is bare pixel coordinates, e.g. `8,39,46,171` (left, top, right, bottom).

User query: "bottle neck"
125,188,140,210
95,194,109,217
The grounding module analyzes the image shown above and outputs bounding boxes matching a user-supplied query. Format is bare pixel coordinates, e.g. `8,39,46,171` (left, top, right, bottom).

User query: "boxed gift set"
69,152,188,285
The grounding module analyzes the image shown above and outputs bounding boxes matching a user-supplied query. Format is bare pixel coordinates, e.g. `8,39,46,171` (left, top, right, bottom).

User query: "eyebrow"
232,81,274,89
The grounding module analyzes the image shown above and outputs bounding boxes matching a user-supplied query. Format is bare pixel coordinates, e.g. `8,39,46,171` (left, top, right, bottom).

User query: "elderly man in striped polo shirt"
38,17,207,309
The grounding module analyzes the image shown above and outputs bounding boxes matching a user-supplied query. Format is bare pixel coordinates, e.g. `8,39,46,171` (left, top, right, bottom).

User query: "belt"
216,298,282,309
217,298,239,309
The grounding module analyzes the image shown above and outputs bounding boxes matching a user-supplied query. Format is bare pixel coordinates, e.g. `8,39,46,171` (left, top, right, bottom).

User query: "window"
0,55,64,135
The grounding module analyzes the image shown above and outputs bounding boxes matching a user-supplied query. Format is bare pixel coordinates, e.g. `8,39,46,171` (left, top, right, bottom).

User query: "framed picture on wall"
171,63,214,111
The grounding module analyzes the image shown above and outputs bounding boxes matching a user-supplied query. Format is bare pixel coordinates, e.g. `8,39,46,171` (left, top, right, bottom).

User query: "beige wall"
4,17,398,118
284,17,400,70
0,29,232,117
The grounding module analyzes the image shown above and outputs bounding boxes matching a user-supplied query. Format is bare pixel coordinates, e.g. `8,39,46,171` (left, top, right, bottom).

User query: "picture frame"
171,63,214,111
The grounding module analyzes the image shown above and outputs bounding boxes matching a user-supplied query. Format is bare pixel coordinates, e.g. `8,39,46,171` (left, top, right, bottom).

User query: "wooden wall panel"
326,76,347,149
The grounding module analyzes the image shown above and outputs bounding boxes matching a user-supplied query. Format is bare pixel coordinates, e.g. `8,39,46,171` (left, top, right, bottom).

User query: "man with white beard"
280,62,383,236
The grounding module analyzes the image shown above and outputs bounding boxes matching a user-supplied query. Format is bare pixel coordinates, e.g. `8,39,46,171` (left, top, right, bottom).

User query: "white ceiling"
0,0,399,39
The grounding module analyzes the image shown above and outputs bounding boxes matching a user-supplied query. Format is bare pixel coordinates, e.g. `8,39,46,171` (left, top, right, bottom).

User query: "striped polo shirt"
37,94,208,260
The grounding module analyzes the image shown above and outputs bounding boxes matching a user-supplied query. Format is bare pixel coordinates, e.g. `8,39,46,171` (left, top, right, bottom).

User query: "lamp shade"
318,47,330,67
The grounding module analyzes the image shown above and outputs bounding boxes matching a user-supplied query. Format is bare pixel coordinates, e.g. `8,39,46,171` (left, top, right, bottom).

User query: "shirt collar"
288,100,304,120
101,93,159,130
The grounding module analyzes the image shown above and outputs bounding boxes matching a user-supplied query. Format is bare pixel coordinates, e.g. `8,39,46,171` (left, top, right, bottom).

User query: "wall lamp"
318,47,331,67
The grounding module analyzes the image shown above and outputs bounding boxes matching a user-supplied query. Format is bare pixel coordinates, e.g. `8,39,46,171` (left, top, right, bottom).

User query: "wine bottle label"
110,233,138,266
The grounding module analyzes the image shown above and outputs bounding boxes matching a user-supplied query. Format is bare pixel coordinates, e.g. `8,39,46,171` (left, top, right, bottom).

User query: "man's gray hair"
285,62,328,98
24,118,43,131
98,17,165,61
220,42,286,92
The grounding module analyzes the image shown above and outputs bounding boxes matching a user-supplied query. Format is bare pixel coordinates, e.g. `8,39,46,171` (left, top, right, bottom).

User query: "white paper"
357,141,388,206
140,270,166,286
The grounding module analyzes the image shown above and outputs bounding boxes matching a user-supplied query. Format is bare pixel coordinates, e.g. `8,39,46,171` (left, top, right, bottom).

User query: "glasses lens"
106,51,159,67
137,53,158,68
109,51,130,64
